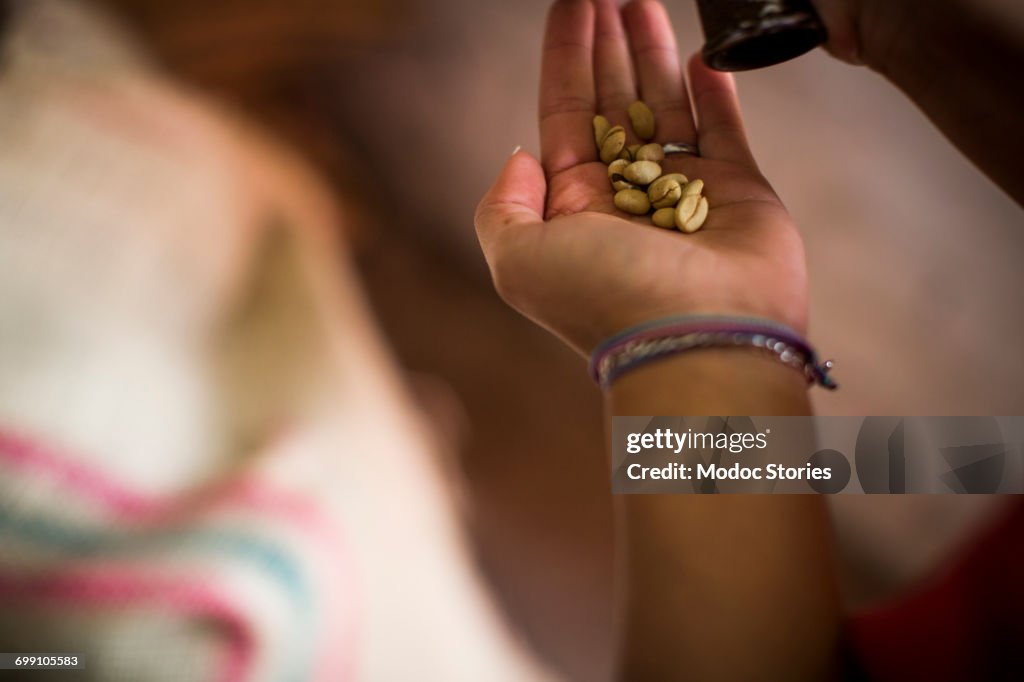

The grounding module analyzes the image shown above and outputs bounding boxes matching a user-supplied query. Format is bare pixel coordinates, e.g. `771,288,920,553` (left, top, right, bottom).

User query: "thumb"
474,149,546,249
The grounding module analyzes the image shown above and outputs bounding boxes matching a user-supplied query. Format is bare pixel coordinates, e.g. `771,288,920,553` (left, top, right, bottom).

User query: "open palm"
476,0,808,355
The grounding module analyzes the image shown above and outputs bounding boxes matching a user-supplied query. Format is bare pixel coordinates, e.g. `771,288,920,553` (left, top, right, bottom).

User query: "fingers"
475,150,546,253
622,0,697,144
540,0,597,176
540,2,758,176
686,53,758,168
808,0,864,64
593,0,636,117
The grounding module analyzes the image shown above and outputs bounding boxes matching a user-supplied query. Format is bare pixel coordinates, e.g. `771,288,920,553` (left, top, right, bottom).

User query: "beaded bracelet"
588,315,837,390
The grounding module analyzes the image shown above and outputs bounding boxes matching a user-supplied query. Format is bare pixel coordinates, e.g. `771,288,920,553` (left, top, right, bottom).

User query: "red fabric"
848,498,1024,681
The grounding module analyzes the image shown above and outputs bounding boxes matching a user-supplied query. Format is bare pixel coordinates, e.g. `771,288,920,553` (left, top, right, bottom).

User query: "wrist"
588,279,809,356
607,348,813,416
563,302,807,360
594,314,833,414
589,300,808,358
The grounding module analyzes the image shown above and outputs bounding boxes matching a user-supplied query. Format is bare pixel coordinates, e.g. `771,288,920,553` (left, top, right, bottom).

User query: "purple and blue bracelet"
588,315,837,391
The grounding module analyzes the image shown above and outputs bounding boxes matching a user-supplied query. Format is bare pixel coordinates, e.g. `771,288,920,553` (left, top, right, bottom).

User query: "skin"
812,0,1024,205
609,352,837,681
475,1,839,679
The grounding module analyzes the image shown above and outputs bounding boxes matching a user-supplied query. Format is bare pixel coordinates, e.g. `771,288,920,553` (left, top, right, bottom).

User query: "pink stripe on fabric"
0,431,154,516
0,431,339,532
0,429,359,681
0,568,255,682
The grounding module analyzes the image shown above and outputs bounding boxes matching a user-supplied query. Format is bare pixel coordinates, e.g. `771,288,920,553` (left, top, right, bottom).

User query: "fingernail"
510,145,522,156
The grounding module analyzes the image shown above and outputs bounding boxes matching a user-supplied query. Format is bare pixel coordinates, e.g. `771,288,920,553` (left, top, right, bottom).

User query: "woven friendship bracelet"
588,315,837,390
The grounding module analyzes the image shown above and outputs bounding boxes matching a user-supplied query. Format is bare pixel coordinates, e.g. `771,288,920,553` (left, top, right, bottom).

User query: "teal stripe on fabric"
0,505,316,682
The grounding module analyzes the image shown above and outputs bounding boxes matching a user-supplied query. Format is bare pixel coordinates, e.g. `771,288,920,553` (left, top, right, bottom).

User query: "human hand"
810,0,909,67
808,0,865,63
475,0,808,356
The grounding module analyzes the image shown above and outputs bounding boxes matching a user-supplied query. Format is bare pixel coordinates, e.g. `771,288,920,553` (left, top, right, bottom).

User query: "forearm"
859,0,1024,204
607,352,840,681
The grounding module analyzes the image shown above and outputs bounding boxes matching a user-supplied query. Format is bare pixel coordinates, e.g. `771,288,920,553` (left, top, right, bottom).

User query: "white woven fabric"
0,2,554,680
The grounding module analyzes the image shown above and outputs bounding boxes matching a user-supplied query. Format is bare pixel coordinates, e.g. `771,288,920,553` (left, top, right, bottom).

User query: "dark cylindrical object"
0,1,9,47
697,0,828,72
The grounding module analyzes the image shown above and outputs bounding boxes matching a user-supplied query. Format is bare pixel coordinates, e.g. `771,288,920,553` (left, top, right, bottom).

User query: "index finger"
539,0,596,177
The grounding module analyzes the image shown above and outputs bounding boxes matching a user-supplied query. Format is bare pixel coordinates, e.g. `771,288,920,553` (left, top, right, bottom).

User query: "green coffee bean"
648,176,683,209
651,207,677,229
593,115,611,148
628,101,656,141
614,188,651,215
681,196,709,233
623,160,662,185
674,194,700,230
600,126,627,164
636,143,665,162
